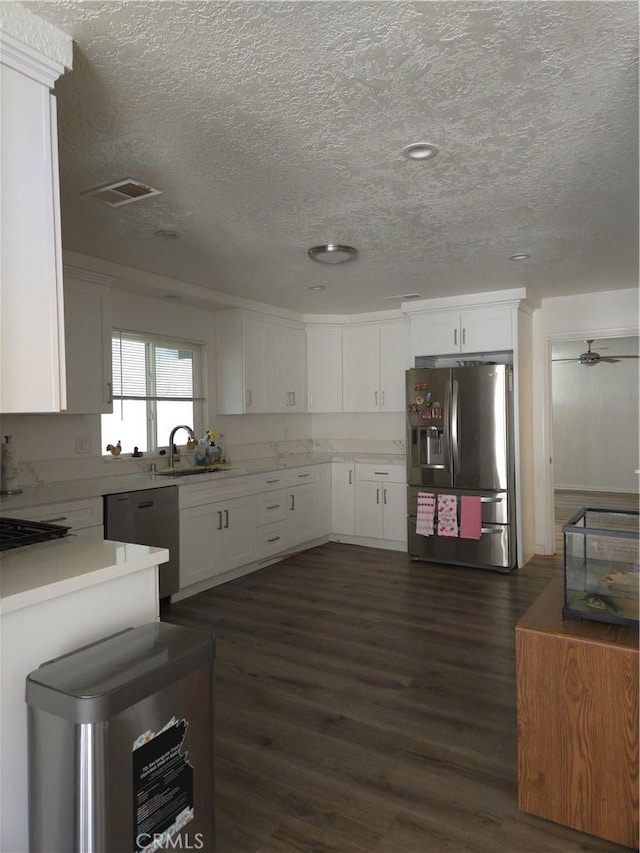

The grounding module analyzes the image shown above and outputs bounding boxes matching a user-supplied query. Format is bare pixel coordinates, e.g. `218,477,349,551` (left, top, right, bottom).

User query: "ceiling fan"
552,339,640,366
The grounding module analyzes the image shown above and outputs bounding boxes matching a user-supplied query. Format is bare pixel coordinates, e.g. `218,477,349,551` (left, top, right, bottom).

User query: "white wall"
531,288,640,553
552,337,639,492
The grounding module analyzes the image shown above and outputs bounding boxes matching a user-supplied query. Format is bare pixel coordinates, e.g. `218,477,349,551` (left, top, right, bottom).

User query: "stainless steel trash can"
26,622,215,853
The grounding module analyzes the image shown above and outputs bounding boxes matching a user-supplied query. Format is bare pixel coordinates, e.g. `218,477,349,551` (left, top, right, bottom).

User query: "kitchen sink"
154,466,225,477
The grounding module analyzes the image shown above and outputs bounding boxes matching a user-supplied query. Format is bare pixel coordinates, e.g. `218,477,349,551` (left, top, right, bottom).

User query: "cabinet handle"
217,511,223,530
381,390,385,407
267,536,281,543
266,504,280,510
454,328,458,346
292,391,296,407
375,390,378,406
383,488,388,504
246,389,252,408
374,472,389,475
308,391,313,409
41,515,67,523
297,473,310,478
224,509,229,528
290,494,295,511
376,488,380,504
106,381,112,404
348,470,353,485
462,328,466,346
266,478,280,484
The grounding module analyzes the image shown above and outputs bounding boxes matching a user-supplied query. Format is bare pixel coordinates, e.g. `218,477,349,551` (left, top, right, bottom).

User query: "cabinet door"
460,307,513,353
355,480,384,538
282,326,307,413
64,280,112,414
382,482,407,541
242,318,269,412
307,327,343,412
380,322,412,412
179,504,219,586
287,483,317,546
410,311,460,357
1,66,65,413
222,495,255,570
331,462,355,535
343,326,380,412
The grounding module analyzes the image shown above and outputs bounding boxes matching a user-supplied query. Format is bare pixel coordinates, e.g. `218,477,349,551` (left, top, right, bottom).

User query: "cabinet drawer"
254,522,287,559
2,497,103,531
255,490,287,526
355,463,405,483
285,466,317,485
178,475,254,509
252,471,288,492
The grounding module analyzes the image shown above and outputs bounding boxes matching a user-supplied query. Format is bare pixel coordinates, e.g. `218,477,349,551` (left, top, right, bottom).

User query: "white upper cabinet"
216,311,306,414
63,270,113,414
307,326,343,412
0,32,71,413
405,290,526,359
343,320,411,412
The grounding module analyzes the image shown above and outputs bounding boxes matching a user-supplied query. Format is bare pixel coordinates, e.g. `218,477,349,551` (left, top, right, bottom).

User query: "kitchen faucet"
168,425,196,468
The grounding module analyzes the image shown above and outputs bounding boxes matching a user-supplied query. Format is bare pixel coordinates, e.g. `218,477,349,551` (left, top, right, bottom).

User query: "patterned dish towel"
437,494,459,537
416,492,436,536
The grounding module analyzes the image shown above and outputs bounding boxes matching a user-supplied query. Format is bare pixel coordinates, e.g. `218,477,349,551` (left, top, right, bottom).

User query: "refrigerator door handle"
451,378,460,474
444,380,452,474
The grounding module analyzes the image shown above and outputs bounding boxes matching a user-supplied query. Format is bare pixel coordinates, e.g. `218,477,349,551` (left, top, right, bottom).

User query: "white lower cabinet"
331,462,355,535
2,497,103,538
180,495,254,586
354,463,407,544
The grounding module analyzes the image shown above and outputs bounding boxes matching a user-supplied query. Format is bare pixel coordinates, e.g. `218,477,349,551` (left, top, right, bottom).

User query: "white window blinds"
111,332,203,402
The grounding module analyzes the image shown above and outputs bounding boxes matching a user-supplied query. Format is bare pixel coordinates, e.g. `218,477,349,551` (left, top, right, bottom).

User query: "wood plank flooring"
162,544,636,853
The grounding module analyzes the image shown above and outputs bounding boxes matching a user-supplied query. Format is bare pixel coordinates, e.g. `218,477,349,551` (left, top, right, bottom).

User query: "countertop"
0,452,406,512
0,536,169,615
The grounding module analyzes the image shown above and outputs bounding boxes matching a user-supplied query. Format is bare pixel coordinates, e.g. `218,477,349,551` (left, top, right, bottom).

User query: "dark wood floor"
162,544,635,853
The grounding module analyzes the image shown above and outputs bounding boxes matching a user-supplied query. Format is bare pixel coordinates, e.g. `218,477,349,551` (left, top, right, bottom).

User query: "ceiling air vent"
82,178,162,207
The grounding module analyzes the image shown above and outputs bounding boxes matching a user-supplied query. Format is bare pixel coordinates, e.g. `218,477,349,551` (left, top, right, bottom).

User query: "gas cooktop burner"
0,517,70,551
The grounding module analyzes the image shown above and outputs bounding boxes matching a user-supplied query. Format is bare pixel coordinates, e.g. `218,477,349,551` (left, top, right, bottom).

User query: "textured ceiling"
23,1,640,314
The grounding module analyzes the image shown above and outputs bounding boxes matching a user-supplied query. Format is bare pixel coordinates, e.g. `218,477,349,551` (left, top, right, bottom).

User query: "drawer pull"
267,536,281,543
137,501,154,509
266,504,280,510
374,472,389,476
297,473,310,478
41,515,67,523
266,479,280,484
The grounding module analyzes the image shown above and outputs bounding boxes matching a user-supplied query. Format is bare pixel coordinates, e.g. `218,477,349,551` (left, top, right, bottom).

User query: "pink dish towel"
416,492,436,536
459,495,482,540
437,494,458,537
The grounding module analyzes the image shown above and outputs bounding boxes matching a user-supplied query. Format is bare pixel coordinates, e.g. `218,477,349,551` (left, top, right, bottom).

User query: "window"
101,331,204,455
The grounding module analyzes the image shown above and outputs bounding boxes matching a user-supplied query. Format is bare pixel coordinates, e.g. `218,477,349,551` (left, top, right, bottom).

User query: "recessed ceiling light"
402,142,439,161
155,229,180,239
309,285,326,291
509,253,531,261
308,244,358,264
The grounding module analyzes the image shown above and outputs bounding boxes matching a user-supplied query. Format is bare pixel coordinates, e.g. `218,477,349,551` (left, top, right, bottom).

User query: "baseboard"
329,533,407,552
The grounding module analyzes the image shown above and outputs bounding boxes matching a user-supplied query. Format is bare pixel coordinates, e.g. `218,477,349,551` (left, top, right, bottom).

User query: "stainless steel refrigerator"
406,364,516,572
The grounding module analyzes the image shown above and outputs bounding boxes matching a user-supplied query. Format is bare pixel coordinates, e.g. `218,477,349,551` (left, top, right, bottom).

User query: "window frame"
103,329,205,456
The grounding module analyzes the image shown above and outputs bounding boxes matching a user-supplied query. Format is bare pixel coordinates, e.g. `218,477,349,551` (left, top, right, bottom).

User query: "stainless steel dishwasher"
104,486,179,598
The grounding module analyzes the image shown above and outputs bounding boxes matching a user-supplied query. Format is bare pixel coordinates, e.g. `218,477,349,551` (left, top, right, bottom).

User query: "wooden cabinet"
0,35,69,413
331,462,355,536
516,578,639,849
1,496,103,538
307,326,343,412
216,311,306,414
343,320,411,412
354,463,407,543
180,494,254,586
63,271,113,414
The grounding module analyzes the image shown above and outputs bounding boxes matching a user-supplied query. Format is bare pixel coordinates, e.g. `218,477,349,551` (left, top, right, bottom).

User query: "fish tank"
563,507,639,629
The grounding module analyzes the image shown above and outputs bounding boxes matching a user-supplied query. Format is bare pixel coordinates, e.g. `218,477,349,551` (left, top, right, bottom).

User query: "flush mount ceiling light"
509,253,531,261
308,244,358,264
402,142,439,161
